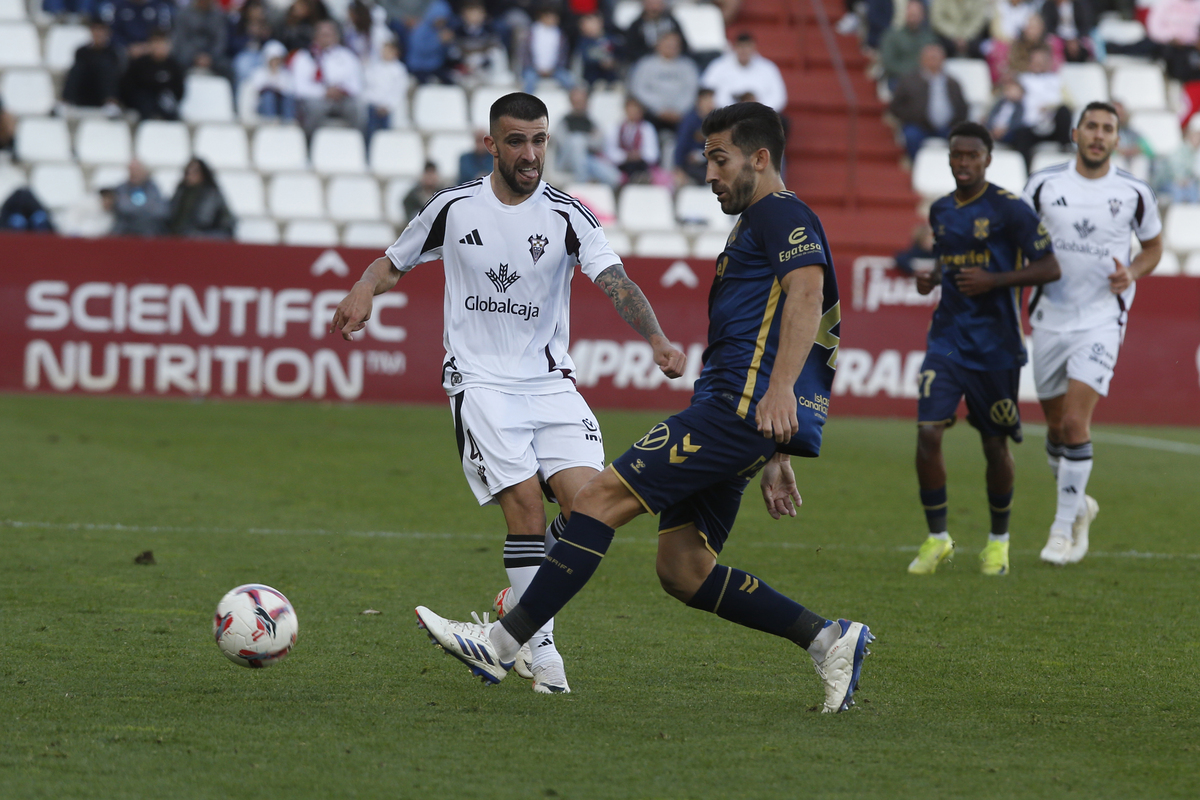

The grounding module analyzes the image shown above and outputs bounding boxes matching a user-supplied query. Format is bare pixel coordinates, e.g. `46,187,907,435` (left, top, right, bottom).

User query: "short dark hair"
1078,101,1120,127
700,101,785,171
948,120,993,153
489,92,549,133
735,32,755,44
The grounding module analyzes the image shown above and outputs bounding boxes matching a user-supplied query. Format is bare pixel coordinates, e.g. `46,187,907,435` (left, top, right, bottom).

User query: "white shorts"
1031,321,1124,399
449,386,605,506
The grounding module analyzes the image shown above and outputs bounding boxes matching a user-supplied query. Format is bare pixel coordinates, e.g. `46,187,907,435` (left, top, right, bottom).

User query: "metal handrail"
803,0,859,209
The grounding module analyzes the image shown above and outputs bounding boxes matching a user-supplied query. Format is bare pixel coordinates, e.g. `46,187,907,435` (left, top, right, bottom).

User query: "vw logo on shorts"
989,399,1018,427
634,423,671,451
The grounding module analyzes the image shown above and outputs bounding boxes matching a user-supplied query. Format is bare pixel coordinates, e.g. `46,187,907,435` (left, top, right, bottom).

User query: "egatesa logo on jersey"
778,226,823,263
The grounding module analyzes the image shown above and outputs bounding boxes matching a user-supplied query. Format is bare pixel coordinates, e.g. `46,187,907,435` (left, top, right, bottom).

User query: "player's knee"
572,470,623,515
916,426,943,456
1060,413,1090,444
655,559,705,603
981,437,1011,464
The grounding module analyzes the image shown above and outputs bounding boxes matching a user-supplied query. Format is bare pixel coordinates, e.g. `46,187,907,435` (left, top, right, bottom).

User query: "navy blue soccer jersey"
927,182,1053,371
692,191,840,457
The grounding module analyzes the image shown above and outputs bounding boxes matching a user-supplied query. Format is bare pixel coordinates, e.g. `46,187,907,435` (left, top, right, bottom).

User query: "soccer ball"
212,584,298,668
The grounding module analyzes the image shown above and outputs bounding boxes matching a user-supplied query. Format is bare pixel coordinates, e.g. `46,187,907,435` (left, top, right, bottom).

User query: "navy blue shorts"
916,351,1023,441
609,395,781,557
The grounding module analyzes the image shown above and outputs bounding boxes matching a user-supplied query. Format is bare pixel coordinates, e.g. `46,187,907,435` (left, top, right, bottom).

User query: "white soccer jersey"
385,176,619,395
1022,161,1162,332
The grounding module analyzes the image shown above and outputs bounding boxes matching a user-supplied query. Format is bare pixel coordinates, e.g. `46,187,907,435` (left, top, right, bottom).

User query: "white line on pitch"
1023,423,1200,455
5,519,1198,561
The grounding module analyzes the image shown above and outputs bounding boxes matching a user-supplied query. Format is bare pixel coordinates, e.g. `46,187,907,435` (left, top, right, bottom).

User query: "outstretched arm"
594,264,687,378
329,256,404,340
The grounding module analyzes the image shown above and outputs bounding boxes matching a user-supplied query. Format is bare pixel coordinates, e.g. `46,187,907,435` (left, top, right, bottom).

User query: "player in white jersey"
1021,101,1164,565
330,93,687,691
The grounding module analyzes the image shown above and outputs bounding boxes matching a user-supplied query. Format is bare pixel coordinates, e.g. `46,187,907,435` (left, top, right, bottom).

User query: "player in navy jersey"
415,102,874,714
907,121,1060,577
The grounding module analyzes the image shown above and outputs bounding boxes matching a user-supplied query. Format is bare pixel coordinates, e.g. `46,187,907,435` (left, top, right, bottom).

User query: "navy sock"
920,486,948,533
686,565,828,648
988,490,1014,535
499,512,613,644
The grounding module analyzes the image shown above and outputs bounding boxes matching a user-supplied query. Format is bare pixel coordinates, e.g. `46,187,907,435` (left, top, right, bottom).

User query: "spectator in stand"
1,187,54,233
1007,14,1063,77
894,223,936,276
674,87,716,186
112,159,169,236
168,158,235,239
881,1,938,85
1153,119,1200,202
406,0,456,83
345,0,395,63
986,0,1038,81
247,40,296,121
576,12,619,87
173,0,231,79
604,96,664,185
1113,101,1148,161
930,0,991,59
292,20,365,135
458,129,493,183
403,160,444,223
622,0,688,65
1041,0,1096,63
986,76,1026,144
555,85,622,186
120,30,186,120
629,30,699,135
62,19,122,115
363,39,410,142
448,1,507,86
1147,0,1200,81
1011,44,1071,169
59,187,117,239
275,0,331,53
889,42,969,160
230,2,275,88
106,0,174,57
700,32,788,112
0,100,13,157
522,5,574,93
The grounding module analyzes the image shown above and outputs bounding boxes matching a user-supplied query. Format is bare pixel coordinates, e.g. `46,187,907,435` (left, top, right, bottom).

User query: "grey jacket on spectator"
629,53,700,118
173,0,229,74
168,183,234,238
112,179,168,237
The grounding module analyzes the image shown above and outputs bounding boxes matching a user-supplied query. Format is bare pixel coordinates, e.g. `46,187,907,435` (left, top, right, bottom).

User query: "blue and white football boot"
812,619,874,713
415,605,513,685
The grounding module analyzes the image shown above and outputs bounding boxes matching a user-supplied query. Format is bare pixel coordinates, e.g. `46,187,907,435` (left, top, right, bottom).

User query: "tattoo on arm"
595,265,665,342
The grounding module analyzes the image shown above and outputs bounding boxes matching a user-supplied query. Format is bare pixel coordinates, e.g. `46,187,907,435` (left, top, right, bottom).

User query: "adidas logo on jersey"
1052,197,1068,206
459,229,483,246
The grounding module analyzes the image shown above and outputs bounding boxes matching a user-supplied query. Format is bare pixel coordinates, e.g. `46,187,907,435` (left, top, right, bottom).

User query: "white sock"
988,532,1009,542
1055,443,1094,530
503,529,556,660
929,531,950,541
488,619,521,663
806,619,840,658
1046,437,1064,480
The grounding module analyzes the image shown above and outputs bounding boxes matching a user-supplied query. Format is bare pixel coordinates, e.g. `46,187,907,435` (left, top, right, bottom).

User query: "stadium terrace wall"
3,234,1199,426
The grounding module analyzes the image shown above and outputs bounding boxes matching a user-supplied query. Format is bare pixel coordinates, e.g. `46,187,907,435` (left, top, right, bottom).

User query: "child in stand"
522,5,574,93
449,1,507,87
362,38,411,144
576,12,618,87
248,40,296,121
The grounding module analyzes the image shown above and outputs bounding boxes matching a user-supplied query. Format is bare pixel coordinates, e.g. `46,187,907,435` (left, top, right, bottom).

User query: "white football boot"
1040,529,1072,565
812,619,874,713
1067,496,1099,564
414,606,512,685
492,587,533,680
531,653,571,694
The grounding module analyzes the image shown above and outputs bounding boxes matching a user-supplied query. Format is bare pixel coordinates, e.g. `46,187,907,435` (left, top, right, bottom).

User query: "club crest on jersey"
973,218,989,239
1108,198,1122,218
485,263,521,293
1074,218,1096,239
528,233,549,265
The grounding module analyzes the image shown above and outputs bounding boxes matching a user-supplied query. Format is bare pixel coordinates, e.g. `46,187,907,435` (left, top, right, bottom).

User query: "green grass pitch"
2,394,1198,799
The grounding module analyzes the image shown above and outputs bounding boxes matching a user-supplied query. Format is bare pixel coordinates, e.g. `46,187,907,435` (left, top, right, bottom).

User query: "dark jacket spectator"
173,0,231,77
112,160,169,237
674,88,716,185
104,0,174,54
1041,0,1096,41
889,43,969,159
63,20,122,109
275,0,331,52
622,0,689,64
1,188,54,233
576,12,619,87
120,32,186,120
168,159,234,239
403,161,444,224
986,77,1026,144
458,130,493,184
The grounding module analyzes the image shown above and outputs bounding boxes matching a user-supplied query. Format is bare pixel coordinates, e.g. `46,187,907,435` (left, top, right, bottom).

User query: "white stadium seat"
1110,64,1167,112
675,4,728,52
692,230,730,259
30,163,86,209
89,165,128,191
539,87,571,131
0,162,27,202
215,170,266,217
311,127,367,174
1182,252,1200,276
412,84,469,131
565,182,616,225
180,74,236,123
135,120,191,168
235,217,280,245
985,150,1028,195
675,184,732,231
613,0,641,30
153,168,182,197
0,0,27,20
1061,63,1108,110
15,116,71,162
633,231,690,257
912,145,954,198
617,185,676,232
1129,111,1182,157
1163,203,1200,253
1096,17,1146,46
944,58,992,107
342,221,397,248
385,177,416,224
1,69,55,116
606,228,632,256
268,172,324,220
369,129,425,177
470,85,510,131
327,174,382,221
194,124,250,170
588,89,624,129
0,22,40,67
1153,249,1181,275
45,24,91,72
252,125,308,172
426,132,474,184
283,219,339,246
1030,149,1075,174
75,119,132,166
